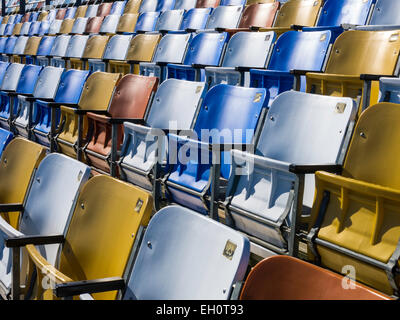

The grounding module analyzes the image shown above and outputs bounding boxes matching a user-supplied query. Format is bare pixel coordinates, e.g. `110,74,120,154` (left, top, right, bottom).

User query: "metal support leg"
288,174,304,257
27,100,33,141
110,123,118,177
77,114,83,162
210,148,221,221
362,80,372,112
11,247,20,300
50,107,57,153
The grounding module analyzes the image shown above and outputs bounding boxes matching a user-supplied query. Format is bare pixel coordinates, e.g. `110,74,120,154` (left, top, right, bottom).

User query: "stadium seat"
196,0,220,9
60,19,76,35
26,175,153,300
139,0,158,13
305,30,400,115
28,21,42,36
21,36,42,64
165,84,268,216
239,256,390,300
101,34,134,73
155,9,184,32
205,31,275,87
63,35,89,69
179,7,211,32
49,35,71,68
97,2,113,17
139,33,191,81
134,11,160,32
70,17,88,34
174,0,197,10
85,4,99,18
64,7,77,20
250,30,333,106
13,66,64,141
47,19,62,35
0,153,90,299
84,74,158,175
84,16,104,34
205,5,243,30
56,72,121,161
225,91,356,257
9,36,28,63
116,13,139,33
167,32,229,81
366,0,400,27
75,5,88,18
70,34,109,70
124,0,142,14
307,102,400,296
1,37,17,62
11,22,22,35
236,2,280,30
110,1,126,16
99,14,121,35
378,77,400,104
34,36,56,66
118,78,207,191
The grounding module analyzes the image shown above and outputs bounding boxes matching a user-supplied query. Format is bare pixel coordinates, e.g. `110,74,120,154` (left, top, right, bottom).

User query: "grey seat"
71,17,89,34
155,9,184,32
139,0,158,13
85,4,99,18
48,19,63,35
205,5,243,30
174,0,197,10
356,0,400,31
49,35,72,68
19,22,32,36
378,77,400,104
99,14,121,34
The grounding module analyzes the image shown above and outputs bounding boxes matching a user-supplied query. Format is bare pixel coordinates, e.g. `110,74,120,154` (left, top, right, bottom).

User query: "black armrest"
4,91,18,96
74,109,109,115
215,27,227,32
291,24,304,31
209,143,253,152
360,74,396,81
185,28,196,33
47,102,77,108
290,69,323,76
24,96,37,102
109,118,145,125
0,203,24,213
249,26,260,31
192,63,208,69
156,61,168,67
1,89,16,94
235,66,251,72
55,277,125,298
5,234,65,248
126,60,139,64
289,164,342,174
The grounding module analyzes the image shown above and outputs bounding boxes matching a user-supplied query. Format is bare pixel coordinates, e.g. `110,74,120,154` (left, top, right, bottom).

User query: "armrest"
235,66,251,72
109,118,146,125
191,63,209,69
0,203,24,212
74,109,109,115
306,73,363,82
289,164,342,174
47,102,77,108
291,24,303,31
215,27,227,32
54,277,125,298
249,26,260,31
185,28,197,33
290,69,323,76
5,234,65,248
360,74,396,81
209,143,253,152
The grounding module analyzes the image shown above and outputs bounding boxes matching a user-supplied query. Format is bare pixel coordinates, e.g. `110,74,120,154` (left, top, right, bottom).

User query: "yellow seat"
69,35,109,70
17,36,41,64
12,23,22,36
308,102,400,295
116,13,139,34
26,175,153,300
306,30,400,116
246,0,275,6
123,0,142,14
75,5,88,18
59,19,75,34
2,16,9,24
108,33,161,75
0,138,46,229
56,72,121,161
38,11,49,22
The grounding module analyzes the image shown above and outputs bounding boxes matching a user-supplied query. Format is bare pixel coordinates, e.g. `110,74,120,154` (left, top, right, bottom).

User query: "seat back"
65,35,89,58
36,36,55,56
196,0,220,8
19,153,90,266
273,0,322,28
125,33,161,62
59,19,75,34
368,0,400,26
240,256,390,300
110,1,126,15
139,0,158,12
56,8,67,20
1,63,24,91
82,35,109,60
0,62,9,84
116,13,139,33
100,14,120,34
12,36,28,55
71,17,88,34
379,78,400,104
97,2,113,17
4,36,17,55
222,31,275,68
50,35,71,57
134,12,160,32
156,0,176,12
179,7,211,31
149,33,190,64
75,5,88,18
48,19,62,35
57,175,153,300
205,5,243,29
4,24,15,36
124,205,250,300
238,2,279,28
78,72,121,111
0,38,7,53
27,21,41,36
33,66,64,100
16,64,43,95
103,34,132,61
54,69,90,104
12,22,22,35
324,30,400,76
317,0,374,27
0,138,46,228
85,4,99,17
155,9,184,31
174,0,197,10
38,20,50,35
23,36,42,56
19,22,31,35
182,32,228,66
124,0,142,14
84,16,104,34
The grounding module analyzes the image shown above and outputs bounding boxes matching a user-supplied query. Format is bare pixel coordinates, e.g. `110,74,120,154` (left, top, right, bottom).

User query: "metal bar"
1,0,5,16
77,113,83,162
110,122,118,177
11,247,20,300
209,148,221,221
50,106,56,153
20,0,26,14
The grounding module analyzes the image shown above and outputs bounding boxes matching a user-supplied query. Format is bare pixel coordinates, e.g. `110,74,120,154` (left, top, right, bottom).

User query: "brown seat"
21,12,30,23
84,74,158,175
97,2,113,17
238,2,279,29
196,0,220,8
84,16,104,34
56,8,67,20
240,256,391,300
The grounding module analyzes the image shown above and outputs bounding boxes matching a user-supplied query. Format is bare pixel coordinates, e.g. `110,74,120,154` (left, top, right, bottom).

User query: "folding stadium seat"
307,102,400,296
11,22,22,35
83,74,158,175
0,24,7,36
38,20,51,36
167,32,229,81
239,256,390,300
98,14,120,35
179,7,211,32
54,35,88,69
154,9,184,33
134,11,160,32
0,153,90,300
59,18,76,34
49,35,71,68
56,8,67,20
34,36,56,66
75,5,88,18
234,2,280,30
13,66,64,141
250,30,333,106
140,33,191,81
110,1,127,16
21,12,30,23
115,13,139,33
47,19,63,35
3,24,15,36
84,16,104,34
139,0,159,13
97,2,113,17
85,4,99,18
108,33,161,75
1,36,17,62
29,70,89,150
305,30,400,116
118,79,207,191
28,21,42,36
56,72,121,162
64,7,77,19
196,0,220,9
25,174,152,300
0,63,24,130
38,11,49,22
22,36,42,65
205,5,243,31
8,36,28,63
70,34,109,70
124,0,142,14
205,31,275,87
70,17,88,34
174,0,197,10
365,0,400,28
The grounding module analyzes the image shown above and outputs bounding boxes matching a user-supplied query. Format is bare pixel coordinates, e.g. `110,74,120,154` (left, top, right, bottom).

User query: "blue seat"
49,35,72,68
28,21,41,36
0,63,24,130
167,32,229,81
156,0,176,12
71,17,88,35
0,128,13,157
250,30,333,106
179,7,211,31
220,0,246,5
0,25,6,36
48,19,62,35
356,0,400,31
140,33,191,81
0,153,90,299
2,37,17,62
38,20,50,35
205,5,243,30
378,77,400,104
166,84,268,215
225,91,356,257
123,205,250,300
3,24,15,36
0,38,7,54
174,0,197,10
135,12,160,32
85,4,99,17
33,69,90,149
19,22,31,36
35,36,57,67
119,78,207,191
205,31,276,87
13,14,22,24
155,9,184,32
110,1,126,15
64,7,77,19
10,36,28,58
139,0,158,13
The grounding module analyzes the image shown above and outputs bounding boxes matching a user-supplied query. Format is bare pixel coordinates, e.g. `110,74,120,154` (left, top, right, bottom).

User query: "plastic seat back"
240,256,390,300
1,63,24,91
179,7,211,31
0,38,7,53
174,0,197,10
0,62,9,83
238,2,279,28
97,2,113,17
155,9,184,31
65,35,89,58
71,17,88,34
273,0,322,28
116,13,139,33
205,5,243,29
54,69,90,104
23,36,42,56
110,1,126,15
4,23,15,36
33,66,64,100
100,14,120,34
3,36,17,55
317,0,374,27
50,35,71,57
103,34,132,61
59,19,75,34
124,205,250,300
12,36,28,55
84,16,104,34
139,0,158,12
65,7,77,19
157,0,176,12
85,4,99,17
16,64,43,95
12,22,22,35
125,34,162,70
135,12,160,32
28,21,41,36
368,0,400,26
151,33,190,64
81,35,109,60
196,0,220,8
75,5,88,18
48,19,62,35
36,36,55,56
56,8,67,20
124,0,142,14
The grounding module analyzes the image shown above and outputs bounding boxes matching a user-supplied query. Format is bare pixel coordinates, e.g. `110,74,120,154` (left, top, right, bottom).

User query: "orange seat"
84,16,104,34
